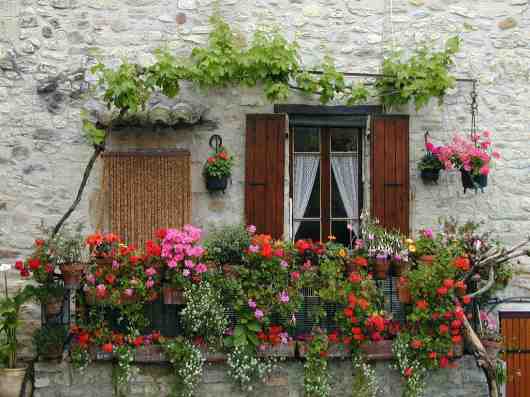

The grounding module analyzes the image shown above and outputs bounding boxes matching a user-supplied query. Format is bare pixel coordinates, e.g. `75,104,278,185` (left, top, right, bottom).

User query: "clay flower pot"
45,297,63,318
398,284,412,304
94,256,113,272
60,263,86,289
0,366,28,397
418,255,436,265
374,257,390,280
163,285,185,305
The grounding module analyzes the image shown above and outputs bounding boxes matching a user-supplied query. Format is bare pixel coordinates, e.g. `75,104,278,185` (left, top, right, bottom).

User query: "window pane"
294,127,320,152
330,128,359,152
295,221,321,242
331,220,356,247
293,157,320,218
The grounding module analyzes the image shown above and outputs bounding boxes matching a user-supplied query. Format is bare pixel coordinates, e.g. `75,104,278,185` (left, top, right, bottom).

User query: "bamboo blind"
101,150,191,247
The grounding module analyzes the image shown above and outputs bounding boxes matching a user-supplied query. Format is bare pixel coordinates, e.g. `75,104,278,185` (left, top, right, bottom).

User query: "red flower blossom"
358,298,369,310
328,333,339,344
35,239,45,247
428,351,437,360
416,300,428,310
45,264,54,273
349,272,362,283
15,260,24,270
462,295,472,305
79,333,90,347
20,269,29,278
370,332,382,342
452,335,463,344
102,343,113,353
439,324,449,335
351,327,363,335
129,255,141,265
207,156,216,164
404,367,414,378
443,279,455,289
104,233,120,244
432,312,440,320
344,307,354,318
28,258,41,270
261,243,273,258
451,319,462,329
133,336,144,347
145,240,161,257
440,356,449,368
367,314,385,332
86,233,103,247
218,151,229,160
455,280,467,290
410,339,423,349
343,336,352,345
437,287,448,296
353,256,368,267
443,311,453,320
348,293,357,306
454,256,470,271
155,228,167,240
105,274,116,285
353,334,365,341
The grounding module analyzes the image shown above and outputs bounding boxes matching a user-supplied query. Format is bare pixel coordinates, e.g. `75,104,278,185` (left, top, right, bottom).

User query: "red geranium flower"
358,298,369,310
261,243,273,258
437,287,448,296
15,260,24,270
416,300,428,310
349,272,362,283
79,333,90,347
351,327,363,335
102,343,113,353
410,339,423,349
28,258,41,270
428,351,437,359
348,293,357,306
440,356,449,368
404,367,413,378
343,336,352,345
462,295,472,305
454,256,470,271
35,239,45,247
370,332,382,342
133,336,144,347
344,307,354,318
443,279,455,289
155,228,168,240
105,274,116,285
452,335,462,344
451,319,462,329
439,324,449,335
353,256,368,267
218,151,229,160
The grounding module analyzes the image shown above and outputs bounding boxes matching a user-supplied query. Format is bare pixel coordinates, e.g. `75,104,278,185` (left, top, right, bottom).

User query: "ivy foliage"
375,36,461,110
85,16,461,146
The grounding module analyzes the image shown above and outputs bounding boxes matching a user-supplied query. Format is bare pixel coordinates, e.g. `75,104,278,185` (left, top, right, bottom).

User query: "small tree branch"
52,145,104,237
467,267,495,299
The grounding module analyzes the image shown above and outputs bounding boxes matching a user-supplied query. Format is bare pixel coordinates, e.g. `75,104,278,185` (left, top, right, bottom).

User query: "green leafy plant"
418,152,443,172
112,344,135,396
203,224,252,266
164,337,204,397
32,324,68,359
393,334,426,397
351,352,380,397
203,145,235,178
51,223,87,266
304,330,330,397
376,36,461,110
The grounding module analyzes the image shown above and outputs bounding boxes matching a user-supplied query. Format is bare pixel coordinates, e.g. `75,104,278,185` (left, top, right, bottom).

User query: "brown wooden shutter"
370,115,410,235
245,114,287,239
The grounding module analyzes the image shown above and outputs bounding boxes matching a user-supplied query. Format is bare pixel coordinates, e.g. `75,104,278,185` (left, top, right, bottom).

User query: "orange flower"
218,151,229,160
348,293,357,306
353,256,368,267
86,233,103,247
349,272,362,283
416,300,429,310
453,256,470,271
261,243,273,258
358,298,369,310
101,343,113,353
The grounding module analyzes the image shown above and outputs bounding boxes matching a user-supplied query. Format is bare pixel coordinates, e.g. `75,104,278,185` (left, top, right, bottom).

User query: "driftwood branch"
467,267,495,299
52,145,104,237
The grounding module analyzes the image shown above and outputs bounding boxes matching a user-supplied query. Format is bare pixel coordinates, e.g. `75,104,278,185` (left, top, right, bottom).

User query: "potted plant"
373,254,390,280
158,226,206,305
436,130,500,193
29,283,65,320
33,324,68,361
203,145,234,193
0,267,33,397
16,239,55,284
53,225,88,289
85,232,121,267
413,228,440,265
418,139,444,184
397,277,411,304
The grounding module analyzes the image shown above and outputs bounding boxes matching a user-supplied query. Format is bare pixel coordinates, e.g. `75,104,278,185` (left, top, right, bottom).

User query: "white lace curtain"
293,154,319,237
331,156,359,231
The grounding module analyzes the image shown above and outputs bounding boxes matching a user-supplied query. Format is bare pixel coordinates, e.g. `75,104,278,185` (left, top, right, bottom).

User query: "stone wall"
0,0,529,364
33,356,489,397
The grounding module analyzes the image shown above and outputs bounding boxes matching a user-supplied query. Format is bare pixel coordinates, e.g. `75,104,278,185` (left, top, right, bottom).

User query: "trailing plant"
303,330,330,397
376,36,461,110
393,334,426,397
51,223,87,266
112,344,135,396
227,344,275,392
181,281,228,347
164,337,204,397
351,352,380,397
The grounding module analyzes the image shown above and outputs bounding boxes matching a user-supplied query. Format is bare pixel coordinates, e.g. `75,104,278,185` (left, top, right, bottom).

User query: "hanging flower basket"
420,169,441,184
205,175,229,192
60,263,86,289
162,285,185,305
461,170,487,193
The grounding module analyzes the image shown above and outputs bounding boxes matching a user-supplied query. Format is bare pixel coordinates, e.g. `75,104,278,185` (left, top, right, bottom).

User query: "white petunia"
0,263,12,272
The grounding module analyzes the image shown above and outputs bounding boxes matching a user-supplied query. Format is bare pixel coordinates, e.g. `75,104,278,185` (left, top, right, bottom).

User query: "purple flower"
394,254,402,262
422,228,434,239
347,223,354,231
248,245,260,253
182,268,191,277
247,225,257,235
279,291,290,303
280,260,289,269
354,239,365,249
184,260,195,269
280,332,289,344
254,309,264,320
195,263,207,274
86,273,96,284
112,260,120,270
124,288,134,297
248,299,257,309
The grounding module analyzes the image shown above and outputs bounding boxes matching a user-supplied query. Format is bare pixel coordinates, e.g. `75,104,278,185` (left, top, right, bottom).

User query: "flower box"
257,341,296,358
163,285,185,305
360,340,394,360
297,342,350,358
89,346,113,361
134,345,166,363
199,347,227,363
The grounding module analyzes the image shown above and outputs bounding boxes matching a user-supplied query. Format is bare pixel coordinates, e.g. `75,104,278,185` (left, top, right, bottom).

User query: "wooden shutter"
501,312,530,397
370,115,410,235
245,114,287,239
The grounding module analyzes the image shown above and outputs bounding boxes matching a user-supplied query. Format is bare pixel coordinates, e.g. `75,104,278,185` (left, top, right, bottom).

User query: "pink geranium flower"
145,267,157,276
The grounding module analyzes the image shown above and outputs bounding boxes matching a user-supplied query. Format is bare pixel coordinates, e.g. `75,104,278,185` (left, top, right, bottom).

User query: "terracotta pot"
94,256,113,272
163,285,185,305
482,339,503,358
60,263,86,289
134,345,166,363
45,298,63,318
0,366,27,397
39,344,63,361
360,340,394,360
257,342,296,358
398,284,412,304
418,255,436,265
374,258,390,280
451,341,464,358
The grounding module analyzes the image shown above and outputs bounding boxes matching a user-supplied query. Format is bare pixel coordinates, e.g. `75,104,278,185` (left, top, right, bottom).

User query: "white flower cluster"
351,353,380,397
392,337,426,397
175,343,204,397
182,281,228,344
303,359,330,397
114,345,135,390
227,345,275,392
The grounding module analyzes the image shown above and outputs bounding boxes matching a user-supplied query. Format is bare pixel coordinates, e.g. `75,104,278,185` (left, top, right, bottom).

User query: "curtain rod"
305,70,476,83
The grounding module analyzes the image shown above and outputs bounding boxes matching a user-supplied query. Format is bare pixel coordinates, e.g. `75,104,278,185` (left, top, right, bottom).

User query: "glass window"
294,127,320,152
295,221,321,242
330,128,359,152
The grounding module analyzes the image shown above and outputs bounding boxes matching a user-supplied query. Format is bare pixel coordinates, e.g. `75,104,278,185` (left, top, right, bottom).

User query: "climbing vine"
82,16,460,146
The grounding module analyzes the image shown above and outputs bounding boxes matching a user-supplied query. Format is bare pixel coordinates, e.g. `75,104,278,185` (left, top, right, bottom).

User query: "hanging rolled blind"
101,149,191,247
